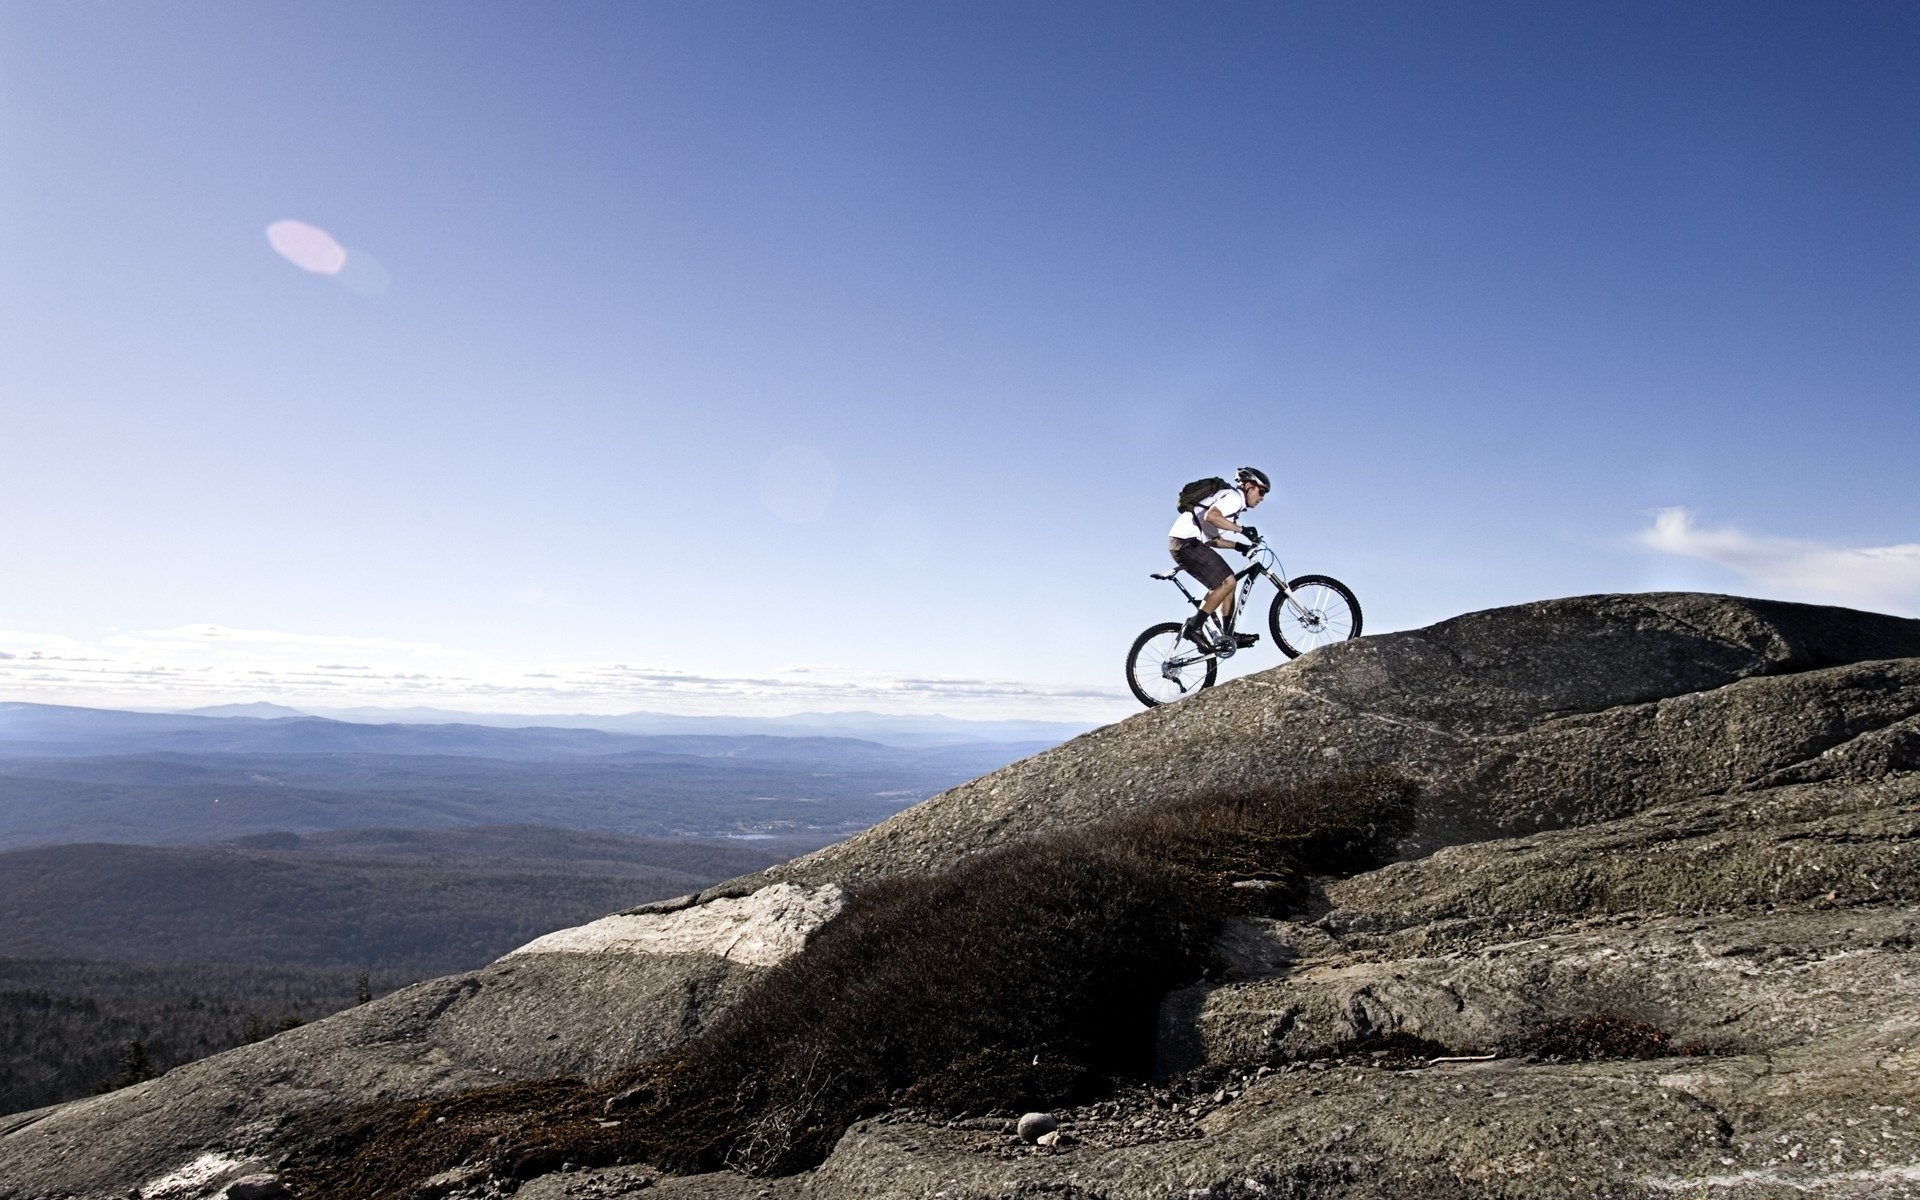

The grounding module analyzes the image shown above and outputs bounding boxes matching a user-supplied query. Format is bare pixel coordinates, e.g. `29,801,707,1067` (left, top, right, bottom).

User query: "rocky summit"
5,592,1919,1200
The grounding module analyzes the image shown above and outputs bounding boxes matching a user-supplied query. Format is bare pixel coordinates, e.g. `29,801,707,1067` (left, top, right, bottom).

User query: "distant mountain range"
171,702,1096,748
0,700,1072,761
181,702,313,719
0,701,1078,849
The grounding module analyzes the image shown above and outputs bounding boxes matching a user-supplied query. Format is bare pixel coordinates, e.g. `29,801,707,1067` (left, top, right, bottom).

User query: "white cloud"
0,623,1130,721
112,625,464,656
1639,507,1920,616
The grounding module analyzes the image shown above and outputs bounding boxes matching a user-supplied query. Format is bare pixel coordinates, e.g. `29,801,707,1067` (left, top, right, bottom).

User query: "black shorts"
1170,538,1232,589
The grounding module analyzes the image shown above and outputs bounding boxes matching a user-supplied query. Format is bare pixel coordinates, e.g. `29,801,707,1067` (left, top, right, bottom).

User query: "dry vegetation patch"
1511,1012,1704,1063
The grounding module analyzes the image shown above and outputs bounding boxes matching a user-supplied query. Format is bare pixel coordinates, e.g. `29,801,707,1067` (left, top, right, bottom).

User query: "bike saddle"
1150,571,1180,581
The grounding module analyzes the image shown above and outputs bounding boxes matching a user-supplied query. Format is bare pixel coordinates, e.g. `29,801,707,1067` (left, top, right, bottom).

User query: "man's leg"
1172,541,1234,649
1183,578,1233,648
1218,583,1259,646
1203,578,1235,623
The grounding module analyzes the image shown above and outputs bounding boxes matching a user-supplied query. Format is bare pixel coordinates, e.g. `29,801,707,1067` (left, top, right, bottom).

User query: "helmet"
1235,466,1271,492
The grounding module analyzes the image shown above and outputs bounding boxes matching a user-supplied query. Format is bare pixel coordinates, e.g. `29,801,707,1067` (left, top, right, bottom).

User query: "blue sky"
3,1,1916,721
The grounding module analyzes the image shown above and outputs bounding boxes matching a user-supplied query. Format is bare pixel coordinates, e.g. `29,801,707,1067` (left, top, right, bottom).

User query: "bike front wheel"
1125,621,1219,707
1268,575,1362,658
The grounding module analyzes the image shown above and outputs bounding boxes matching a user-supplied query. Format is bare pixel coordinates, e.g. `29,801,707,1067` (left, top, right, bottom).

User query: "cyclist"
1168,466,1269,651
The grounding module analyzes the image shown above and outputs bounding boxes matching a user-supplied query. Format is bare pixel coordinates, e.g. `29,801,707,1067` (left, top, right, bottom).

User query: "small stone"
222,1178,288,1200
1036,1130,1077,1148
1016,1112,1058,1143
604,1085,654,1115
418,1163,490,1197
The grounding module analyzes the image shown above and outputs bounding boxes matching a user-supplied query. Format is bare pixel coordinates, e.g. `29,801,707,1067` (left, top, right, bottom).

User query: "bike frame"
1156,544,1304,661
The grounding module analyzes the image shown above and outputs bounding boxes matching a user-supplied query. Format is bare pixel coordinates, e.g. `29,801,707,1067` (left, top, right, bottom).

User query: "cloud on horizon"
1639,507,1920,616
0,623,1129,721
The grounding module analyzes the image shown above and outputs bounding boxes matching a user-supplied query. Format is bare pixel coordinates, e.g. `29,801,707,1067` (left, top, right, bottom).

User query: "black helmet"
1235,466,1271,492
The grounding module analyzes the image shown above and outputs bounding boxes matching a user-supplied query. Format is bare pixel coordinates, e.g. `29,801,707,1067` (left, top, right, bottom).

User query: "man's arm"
1202,503,1248,545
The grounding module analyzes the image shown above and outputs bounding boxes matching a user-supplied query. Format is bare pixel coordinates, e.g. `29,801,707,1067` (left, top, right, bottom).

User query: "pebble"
1016,1112,1058,1143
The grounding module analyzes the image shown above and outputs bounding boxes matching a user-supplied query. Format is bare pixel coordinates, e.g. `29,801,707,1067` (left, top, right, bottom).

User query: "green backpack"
1176,476,1230,513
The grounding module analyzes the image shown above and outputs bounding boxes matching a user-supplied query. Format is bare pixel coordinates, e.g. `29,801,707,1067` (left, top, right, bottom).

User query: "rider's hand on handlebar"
1239,525,1260,545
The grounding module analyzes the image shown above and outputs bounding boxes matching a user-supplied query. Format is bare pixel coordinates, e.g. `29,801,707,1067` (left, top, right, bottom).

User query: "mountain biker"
1168,467,1269,651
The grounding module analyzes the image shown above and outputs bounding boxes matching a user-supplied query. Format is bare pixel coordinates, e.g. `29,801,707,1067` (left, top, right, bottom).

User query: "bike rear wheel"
1268,575,1362,658
1125,621,1218,707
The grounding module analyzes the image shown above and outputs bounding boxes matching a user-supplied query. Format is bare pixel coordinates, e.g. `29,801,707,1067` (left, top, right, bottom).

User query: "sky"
2,1,1916,722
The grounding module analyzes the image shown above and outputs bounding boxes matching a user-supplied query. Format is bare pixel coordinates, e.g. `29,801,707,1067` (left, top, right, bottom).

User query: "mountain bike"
1124,541,1361,707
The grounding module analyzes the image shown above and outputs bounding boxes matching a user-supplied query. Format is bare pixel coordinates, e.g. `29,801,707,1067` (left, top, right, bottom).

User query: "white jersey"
1168,486,1245,542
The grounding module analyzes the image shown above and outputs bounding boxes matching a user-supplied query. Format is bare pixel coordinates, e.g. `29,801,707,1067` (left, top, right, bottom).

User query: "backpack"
1175,476,1230,513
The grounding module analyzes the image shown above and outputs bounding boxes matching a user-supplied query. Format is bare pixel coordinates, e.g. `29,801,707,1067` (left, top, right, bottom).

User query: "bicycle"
1124,541,1361,707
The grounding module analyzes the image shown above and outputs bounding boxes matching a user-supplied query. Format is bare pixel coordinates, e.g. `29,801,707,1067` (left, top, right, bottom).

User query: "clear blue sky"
3,1,1916,720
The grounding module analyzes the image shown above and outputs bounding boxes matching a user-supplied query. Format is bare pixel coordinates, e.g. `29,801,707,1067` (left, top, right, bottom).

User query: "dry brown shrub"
283,770,1415,1196
1516,1012,1703,1062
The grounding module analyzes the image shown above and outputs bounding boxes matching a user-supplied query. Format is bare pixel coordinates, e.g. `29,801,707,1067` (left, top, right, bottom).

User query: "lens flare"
266,219,348,275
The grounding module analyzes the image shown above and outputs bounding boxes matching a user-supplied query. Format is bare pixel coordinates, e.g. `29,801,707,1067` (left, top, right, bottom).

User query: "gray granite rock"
798,775,1920,1196
805,1051,1917,1199
0,952,753,1200
1163,781,1920,1071
750,593,1920,891
1017,1112,1059,1143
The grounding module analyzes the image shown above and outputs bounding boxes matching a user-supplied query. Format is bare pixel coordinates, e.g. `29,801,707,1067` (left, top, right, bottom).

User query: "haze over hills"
172,703,1095,748
0,702,1067,849
177,703,312,720
0,701,1073,760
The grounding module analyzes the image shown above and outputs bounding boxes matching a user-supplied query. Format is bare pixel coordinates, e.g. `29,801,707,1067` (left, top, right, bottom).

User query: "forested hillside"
0,828,785,968
0,960,414,1116
0,827,786,1117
